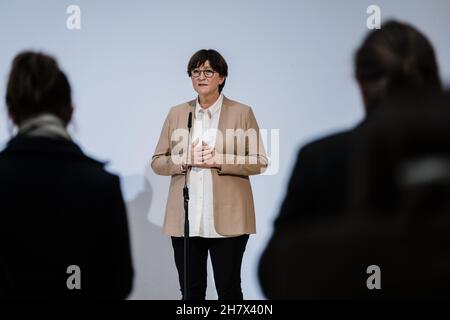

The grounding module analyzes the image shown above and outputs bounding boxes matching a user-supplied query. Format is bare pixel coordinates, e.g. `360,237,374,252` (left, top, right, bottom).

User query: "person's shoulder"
168,100,196,115
97,170,121,188
222,96,255,120
223,96,251,111
298,127,357,159
306,129,355,148
77,161,121,192
0,137,104,166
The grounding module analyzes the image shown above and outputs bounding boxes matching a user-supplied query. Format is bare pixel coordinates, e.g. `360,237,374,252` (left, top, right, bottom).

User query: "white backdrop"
1,0,449,299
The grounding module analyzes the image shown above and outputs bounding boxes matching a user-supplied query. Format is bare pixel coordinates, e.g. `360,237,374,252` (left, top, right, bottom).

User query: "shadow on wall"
121,169,179,299
120,167,218,300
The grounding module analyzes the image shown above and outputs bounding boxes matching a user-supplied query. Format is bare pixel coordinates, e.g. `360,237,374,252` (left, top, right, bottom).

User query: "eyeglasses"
190,69,216,78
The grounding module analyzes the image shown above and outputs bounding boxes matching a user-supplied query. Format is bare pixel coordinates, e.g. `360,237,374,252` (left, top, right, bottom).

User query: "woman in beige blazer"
152,49,267,300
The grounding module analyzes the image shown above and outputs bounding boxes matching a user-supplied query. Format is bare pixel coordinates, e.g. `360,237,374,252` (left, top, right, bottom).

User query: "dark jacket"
0,136,133,299
259,128,357,299
259,94,450,299
274,128,357,228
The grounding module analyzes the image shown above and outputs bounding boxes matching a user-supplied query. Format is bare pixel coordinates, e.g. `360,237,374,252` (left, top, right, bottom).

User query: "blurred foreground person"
0,51,133,299
259,20,445,299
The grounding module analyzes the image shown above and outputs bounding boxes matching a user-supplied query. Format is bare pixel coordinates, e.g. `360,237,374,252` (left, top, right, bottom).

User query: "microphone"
188,112,192,130
184,112,193,174
183,112,192,300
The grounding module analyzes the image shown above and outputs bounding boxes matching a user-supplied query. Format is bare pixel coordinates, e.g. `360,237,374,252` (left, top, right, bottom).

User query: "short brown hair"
187,49,228,93
6,51,72,126
355,20,442,113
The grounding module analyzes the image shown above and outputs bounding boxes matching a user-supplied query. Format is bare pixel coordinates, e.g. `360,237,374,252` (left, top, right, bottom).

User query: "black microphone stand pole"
183,112,192,300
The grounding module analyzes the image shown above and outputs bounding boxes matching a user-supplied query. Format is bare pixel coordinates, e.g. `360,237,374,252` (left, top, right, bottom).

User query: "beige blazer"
151,96,268,236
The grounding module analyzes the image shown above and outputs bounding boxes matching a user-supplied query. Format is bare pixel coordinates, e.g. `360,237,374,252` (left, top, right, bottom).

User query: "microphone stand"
183,112,192,300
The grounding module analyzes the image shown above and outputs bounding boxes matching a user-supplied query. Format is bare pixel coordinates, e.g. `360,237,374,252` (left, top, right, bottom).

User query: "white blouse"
188,94,227,238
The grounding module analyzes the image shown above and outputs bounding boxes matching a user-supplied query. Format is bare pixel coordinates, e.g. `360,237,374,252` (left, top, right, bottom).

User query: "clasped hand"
187,137,221,169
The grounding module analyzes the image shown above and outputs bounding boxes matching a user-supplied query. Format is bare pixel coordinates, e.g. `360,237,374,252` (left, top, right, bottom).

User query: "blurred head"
355,20,443,114
6,51,73,127
187,49,227,96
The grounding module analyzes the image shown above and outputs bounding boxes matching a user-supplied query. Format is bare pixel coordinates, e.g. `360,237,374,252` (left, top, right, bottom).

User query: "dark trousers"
171,235,249,300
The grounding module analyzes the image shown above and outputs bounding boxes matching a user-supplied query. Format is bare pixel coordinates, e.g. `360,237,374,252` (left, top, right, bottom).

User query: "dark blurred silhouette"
259,20,447,299
0,51,133,299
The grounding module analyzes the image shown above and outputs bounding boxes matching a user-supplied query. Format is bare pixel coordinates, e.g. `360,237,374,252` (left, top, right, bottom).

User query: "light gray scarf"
18,113,71,140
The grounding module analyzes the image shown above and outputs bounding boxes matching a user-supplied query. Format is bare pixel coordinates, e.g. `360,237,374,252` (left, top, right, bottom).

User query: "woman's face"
191,60,225,97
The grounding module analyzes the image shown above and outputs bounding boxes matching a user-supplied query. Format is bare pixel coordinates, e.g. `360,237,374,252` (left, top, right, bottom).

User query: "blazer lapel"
214,96,230,153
